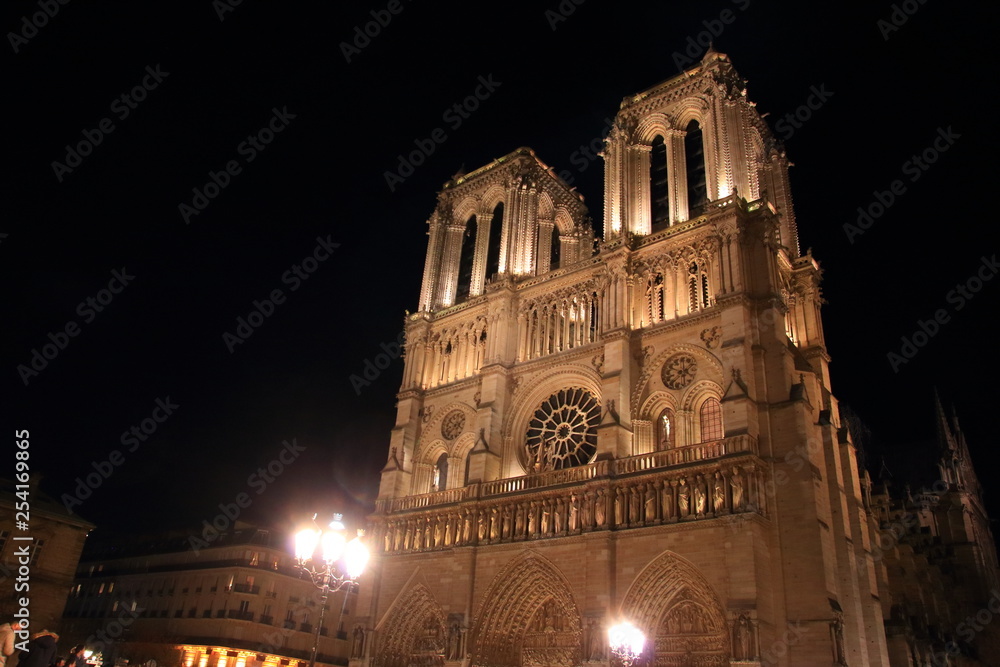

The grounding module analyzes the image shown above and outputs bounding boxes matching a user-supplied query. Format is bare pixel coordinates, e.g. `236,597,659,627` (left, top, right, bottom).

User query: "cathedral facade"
349,51,994,667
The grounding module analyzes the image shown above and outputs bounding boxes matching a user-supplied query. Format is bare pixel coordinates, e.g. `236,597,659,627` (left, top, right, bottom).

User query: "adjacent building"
62,524,356,667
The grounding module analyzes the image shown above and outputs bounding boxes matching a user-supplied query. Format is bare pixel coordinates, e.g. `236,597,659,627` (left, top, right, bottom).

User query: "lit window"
699,398,723,442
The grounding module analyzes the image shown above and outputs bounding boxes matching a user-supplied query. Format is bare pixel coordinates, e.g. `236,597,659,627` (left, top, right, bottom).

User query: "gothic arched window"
685,120,707,217
688,262,711,312
550,224,561,270
485,202,504,280
455,216,476,304
656,408,675,450
650,134,669,227
699,397,723,442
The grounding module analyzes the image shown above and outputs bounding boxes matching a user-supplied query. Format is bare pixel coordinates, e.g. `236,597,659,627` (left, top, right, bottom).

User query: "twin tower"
353,50,892,667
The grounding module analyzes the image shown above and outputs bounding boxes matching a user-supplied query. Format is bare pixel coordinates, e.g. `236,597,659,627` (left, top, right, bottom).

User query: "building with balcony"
350,50,998,667
62,524,356,667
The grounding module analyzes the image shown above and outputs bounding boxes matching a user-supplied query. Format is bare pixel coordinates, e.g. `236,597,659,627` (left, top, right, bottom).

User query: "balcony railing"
230,583,260,594
376,434,758,515
227,610,255,621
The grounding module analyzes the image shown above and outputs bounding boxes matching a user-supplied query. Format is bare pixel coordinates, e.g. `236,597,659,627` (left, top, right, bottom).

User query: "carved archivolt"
632,343,723,415
620,551,729,666
471,551,582,667
375,584,447,667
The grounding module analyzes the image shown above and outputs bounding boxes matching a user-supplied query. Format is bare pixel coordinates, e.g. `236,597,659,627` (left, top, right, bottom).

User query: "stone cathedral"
349,51,998,667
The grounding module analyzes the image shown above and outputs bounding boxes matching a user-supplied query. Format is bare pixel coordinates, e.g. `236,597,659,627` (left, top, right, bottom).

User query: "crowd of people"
1,620,93,667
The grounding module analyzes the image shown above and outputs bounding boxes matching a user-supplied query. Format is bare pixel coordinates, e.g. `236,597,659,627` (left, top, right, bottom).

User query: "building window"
433,453,448,492
455,216,477,304
685,120,707,217
650,134,669,226
29,539,44,567
699,398,723,442
549,224,561,270
485,203,504,280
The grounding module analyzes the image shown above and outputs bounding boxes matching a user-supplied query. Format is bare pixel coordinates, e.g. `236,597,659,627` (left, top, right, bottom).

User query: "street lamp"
608,621,645,667
294,514,370,667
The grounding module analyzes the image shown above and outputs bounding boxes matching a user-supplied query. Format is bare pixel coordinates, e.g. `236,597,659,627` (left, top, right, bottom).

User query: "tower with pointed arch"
354,51,892,667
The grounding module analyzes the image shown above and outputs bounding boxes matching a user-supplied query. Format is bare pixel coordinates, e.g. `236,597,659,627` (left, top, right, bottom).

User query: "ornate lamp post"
608,621,645,667
294,514,370,667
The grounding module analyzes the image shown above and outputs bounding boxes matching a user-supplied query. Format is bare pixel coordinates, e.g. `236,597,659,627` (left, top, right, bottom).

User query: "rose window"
525,388,600,470
441,410,465,440
661,353,697,389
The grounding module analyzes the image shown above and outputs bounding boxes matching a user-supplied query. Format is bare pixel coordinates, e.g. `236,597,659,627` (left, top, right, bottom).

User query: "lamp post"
294,514,370,667
608,621,645,667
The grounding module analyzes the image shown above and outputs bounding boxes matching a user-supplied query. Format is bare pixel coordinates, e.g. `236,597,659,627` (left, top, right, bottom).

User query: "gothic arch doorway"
375,584,447,667
472,552,582,667
620,551,729,666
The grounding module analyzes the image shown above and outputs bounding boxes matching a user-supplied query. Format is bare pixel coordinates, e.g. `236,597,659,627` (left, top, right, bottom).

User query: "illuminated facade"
62,525,355,667
352,50,998,667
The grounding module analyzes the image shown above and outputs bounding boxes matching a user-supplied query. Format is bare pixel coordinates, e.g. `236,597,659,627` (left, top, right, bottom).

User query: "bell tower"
355,51,891,667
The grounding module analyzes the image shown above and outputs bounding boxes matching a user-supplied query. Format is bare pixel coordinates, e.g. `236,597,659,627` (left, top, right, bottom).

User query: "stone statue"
731,467,744,510
695,481,706,514
614,487,625,525
629,485,641,523
502,505,513,538
490,506,500,540
413,523,423,550
569,494,579,531
735,614,751,659
352,626,365,658
645,483,656,521
678,479,690,516
515,503,526,536
713,473,725,513
662,483,674,520
444,516,453,546
462,509,472,543
477,511,487,541
529,501,538,534
541,502,551,534
595,489,607,527
583,491,593,529
434,517,443,546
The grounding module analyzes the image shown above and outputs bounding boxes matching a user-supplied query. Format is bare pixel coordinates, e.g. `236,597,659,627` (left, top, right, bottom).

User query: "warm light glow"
608,622,645,667
321,531,347,564
295,528,320,560
344,535,370,579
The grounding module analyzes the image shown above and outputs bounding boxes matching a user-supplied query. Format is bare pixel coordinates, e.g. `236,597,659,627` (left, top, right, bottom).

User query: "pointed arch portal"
376,584,447,667
620,551,730,666
472,552,582,667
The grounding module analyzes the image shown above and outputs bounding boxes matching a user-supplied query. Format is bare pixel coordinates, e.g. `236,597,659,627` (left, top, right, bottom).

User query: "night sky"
5,1,998,545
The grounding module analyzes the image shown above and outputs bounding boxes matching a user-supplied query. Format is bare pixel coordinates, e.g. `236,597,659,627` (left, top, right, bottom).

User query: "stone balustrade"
373,443,764,555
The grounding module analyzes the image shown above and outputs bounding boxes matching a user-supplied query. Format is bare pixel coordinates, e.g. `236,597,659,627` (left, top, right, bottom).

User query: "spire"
932,387,956,454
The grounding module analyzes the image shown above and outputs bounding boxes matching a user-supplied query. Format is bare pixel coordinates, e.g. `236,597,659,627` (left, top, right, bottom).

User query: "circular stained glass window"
525,388,600,470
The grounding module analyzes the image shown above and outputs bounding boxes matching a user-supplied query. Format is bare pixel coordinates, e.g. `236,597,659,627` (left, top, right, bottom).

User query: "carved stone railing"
376,435,758,515
481,460,610,497
373,455,766,555
612,434,757,474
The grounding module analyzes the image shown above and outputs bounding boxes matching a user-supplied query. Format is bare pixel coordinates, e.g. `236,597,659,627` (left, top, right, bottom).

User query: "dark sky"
5,1,998,543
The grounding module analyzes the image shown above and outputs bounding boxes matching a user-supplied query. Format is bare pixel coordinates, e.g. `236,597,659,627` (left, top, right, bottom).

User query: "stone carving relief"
700,326,721,349
661,353,698,389
441,410,466,440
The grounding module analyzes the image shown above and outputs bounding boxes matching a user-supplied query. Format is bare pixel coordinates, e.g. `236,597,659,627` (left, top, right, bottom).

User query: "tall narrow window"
485,203,504,280
699,397,723,442
656,408,675,450
549,225,561,270
685,121,707,216
650,135,669,226
455,216,476,304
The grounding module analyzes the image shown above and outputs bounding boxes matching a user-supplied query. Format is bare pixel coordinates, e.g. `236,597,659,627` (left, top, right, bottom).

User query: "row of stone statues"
379,466,760,553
